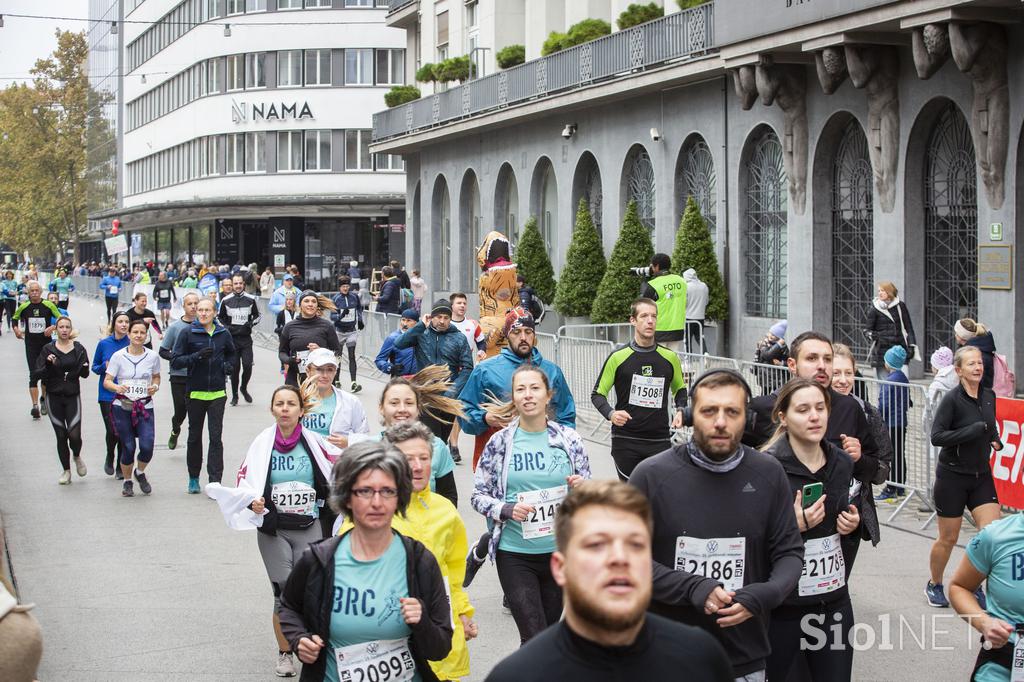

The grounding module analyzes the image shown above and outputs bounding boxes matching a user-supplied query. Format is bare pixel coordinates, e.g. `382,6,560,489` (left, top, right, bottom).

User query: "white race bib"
799,533,846,596
121,378,149,401
28,318,45,334
270,481,317,516
516,485,568,539
108,285,119,295
158,288,170,299
849,478,862,500
229,308,250,325
334,637,415,682
296,349,311,371
628,374,665,409
1011,634,1024,682
674,536,746,592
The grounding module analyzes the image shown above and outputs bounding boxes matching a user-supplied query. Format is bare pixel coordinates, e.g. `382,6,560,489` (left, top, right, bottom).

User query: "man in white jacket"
683,268,709,354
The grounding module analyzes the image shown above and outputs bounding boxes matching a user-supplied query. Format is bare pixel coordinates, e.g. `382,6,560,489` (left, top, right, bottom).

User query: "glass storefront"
192,223,211,264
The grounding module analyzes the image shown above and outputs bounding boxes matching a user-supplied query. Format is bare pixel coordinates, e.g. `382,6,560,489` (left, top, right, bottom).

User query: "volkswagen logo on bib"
367,642,380,655
822,537,832,550
707,540,718,553
540,489,550,501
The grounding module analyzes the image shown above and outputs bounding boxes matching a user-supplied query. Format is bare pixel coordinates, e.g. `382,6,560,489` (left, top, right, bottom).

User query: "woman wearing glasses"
207,384,341,678
279,440,454,682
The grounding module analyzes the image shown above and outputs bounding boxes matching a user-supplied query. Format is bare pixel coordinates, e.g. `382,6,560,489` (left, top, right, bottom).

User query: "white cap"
306,348,339,368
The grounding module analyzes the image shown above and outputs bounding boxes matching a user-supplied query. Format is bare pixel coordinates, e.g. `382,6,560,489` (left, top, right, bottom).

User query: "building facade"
87,0,408,289
374,0,1024,374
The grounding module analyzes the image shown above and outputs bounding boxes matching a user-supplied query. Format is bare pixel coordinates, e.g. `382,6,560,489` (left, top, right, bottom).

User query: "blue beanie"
769,320,788,339
884,345,907,370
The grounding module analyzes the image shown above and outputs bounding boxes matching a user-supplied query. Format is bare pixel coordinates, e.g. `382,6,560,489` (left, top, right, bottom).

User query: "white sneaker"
58,470,71,485
74,457,87,477
275,652,297,678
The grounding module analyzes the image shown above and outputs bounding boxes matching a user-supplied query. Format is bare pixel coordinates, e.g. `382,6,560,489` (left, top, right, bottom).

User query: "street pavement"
0,294,981,680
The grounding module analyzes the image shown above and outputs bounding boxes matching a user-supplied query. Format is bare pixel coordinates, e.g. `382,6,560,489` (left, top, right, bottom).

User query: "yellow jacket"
340,487,474,680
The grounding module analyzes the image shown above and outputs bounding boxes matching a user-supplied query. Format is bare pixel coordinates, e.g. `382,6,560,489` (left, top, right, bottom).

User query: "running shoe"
135,469,152,495
351,381,362,394
39,400,47,416
103,457,115,476
275,651,297,678
463,546,487,588
115,468,124,480
30,405,40,420
502,594,512,615
74,457,87,477
874,486,896,503
168,430,179,450
188,478,201,494
925,581,949,608
230,395,239,407
58,470,71,485
974,586,987,610
241,388,253,403
122,481,134,497
450,445,462,464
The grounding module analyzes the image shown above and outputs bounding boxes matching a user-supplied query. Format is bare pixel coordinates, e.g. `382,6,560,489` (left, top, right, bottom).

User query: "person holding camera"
638,253,687,353
754,320,790,397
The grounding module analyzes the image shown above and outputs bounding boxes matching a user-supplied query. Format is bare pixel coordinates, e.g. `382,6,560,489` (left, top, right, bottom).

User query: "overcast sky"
0,0,90,85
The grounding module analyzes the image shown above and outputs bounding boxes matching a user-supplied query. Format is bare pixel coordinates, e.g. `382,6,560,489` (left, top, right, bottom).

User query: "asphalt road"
0,294,980,680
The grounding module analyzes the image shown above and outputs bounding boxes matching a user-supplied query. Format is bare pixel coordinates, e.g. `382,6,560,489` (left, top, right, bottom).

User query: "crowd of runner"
4,258,1023,682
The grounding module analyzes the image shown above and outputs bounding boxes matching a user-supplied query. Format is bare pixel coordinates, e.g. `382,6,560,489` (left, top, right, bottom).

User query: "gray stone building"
373,0,1023,373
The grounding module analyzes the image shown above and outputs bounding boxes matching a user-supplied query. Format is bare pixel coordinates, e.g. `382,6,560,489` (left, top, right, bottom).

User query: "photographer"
637,253,687,352
754,320,789,397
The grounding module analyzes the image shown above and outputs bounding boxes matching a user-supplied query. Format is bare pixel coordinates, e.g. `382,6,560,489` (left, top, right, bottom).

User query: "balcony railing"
373,2,715,143
387,0,416,13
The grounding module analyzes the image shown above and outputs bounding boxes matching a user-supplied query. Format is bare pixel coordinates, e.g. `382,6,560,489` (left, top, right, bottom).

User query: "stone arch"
529,156,558,254
620,143,656,233
570,151,603,241
493,162,520,245
410,180,422,269
459,169,482,290
431,173,451,291
739,124,788,318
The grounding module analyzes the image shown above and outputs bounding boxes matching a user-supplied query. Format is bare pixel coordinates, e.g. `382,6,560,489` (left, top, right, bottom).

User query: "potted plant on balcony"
617,3,663,30
496,44,526,69
415,63,438,83
384,85,421,108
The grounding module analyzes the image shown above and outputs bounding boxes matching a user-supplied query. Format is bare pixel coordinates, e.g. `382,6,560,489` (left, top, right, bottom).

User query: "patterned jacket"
471,419,591,561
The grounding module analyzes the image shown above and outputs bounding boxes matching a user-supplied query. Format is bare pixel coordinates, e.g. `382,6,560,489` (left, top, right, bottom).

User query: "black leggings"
495,550,562,646
767,598,855,682
230,340,254,397
344,344,357,383
610,436,671,482
170,378,189,434
105,296,118,323
99,401,125,467
45,393,83,470
187,397,226,482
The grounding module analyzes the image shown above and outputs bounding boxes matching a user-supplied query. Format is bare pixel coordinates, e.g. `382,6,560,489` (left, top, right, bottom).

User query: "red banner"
991,397,1024,509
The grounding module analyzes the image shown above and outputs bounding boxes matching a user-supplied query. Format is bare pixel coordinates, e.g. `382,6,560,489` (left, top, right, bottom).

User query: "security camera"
650,127,661,141
561,123,577,139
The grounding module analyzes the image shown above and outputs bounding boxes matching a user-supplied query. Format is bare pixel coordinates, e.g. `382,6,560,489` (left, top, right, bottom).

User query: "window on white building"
305,49,331,86
375,153,404,171
345,49,373,84
436,10,449,48
278,50,302,87
277,0,302,9
227,134,245,174
466,0,478,28
205,58,221,94
375,49,404,85
246,0,267,11
278,131,303,172
304,130,332,171
305,0,331,7
345,130,371,170
345,0,373,6
245,132,266,172
226,0,245,15
226,55,245,91
246,53,266,88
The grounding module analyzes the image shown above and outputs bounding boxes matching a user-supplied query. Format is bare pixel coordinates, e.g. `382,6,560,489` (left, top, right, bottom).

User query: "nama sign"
232,99,314,123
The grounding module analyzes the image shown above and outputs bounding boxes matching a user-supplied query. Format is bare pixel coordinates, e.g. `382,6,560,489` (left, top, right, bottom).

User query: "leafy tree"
554,199,606,317
542,31,567,56
566,19,612,46
516,216,556,303
415,63,437,83
434,56,474,82
384,85,421,108
671,196,728,321
617,3,664,29
677,0,706,9
496,45,526,69
592,201,654,323
0,30,89,261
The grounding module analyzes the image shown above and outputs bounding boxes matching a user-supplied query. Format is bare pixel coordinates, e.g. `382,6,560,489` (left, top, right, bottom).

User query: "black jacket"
765,437,854,610
278,531,453,682
865,298,916,368
170,320,238,393
217,292,261,339
376,277,402,314
966,332,997,392
931,383,1001,474
33,341,90,396
277,314,341,385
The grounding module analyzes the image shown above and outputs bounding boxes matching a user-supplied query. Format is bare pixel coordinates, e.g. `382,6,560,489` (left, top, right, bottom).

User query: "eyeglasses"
351,487,399,500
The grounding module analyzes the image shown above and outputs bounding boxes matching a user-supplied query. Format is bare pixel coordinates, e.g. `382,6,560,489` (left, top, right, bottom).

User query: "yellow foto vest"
648,273,687,331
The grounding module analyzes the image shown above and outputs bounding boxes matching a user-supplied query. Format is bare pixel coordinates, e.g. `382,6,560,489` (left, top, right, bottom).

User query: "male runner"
447,292,487,462
152,270,177,329
592,297,687,481
218,274,261,406
13,282,61,419
160,291,199,449
331,275,364,393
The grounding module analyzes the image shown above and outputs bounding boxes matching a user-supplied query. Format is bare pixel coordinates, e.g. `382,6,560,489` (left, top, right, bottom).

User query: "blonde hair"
958,318,988,336
878,281,898,298
380,365,465,424
832,343,857,371
953,345,983,369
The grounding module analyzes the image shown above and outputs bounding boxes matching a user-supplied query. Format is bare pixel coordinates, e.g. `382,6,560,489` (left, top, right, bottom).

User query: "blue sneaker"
874,486,896,503
187,478,201,495
925,581,949,608
974,586,987,610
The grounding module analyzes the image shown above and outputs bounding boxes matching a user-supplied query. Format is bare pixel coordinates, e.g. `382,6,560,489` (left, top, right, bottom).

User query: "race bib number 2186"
674,536,746,592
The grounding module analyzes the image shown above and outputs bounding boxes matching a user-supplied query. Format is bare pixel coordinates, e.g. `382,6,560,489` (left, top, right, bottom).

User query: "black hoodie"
931,383,1001,474
277,314,341,385
966,332,997,392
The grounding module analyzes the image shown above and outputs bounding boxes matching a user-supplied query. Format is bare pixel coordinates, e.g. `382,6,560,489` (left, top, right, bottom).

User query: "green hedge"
384,85,421,108
554,198,607,317
542,18,612,56
516,216,557,303
617,3,663,30
591,201,654,323
496,44,526,69
671,196,729,321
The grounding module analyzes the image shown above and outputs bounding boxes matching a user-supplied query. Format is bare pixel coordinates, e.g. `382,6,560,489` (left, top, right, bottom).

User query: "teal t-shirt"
326,534,420,682
302,392,337,437
52,278,73,296
269,443,317,518
498,427,573,555
371,431,455,494
967,513,1024,682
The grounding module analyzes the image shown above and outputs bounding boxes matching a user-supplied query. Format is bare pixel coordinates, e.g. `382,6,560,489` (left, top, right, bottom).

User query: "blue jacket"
99,275,123,299
0,279,17,300
878,369,910,428
458,347,576,435
394,321,473,396
375,329,419,376
331,291,363,332
268,284,300,315
92,334,130,402
170,320,238,393
376,277,402,315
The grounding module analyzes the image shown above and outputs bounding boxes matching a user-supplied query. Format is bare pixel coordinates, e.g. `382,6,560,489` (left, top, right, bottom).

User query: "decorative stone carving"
950,22,1009,209
845,44,900,212
815,46,848,94
732,65,758,110
911,24,950,79
755,57,809,214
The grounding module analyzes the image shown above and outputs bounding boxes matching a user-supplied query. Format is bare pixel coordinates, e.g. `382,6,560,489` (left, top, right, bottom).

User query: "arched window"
625,145,656,232
924,103,977,358
460,170,482,290
571,152,603,239
744,128,787,317
831,120,874,358
432,176,451,290
411,182,421,265
494,164,519,245
678,135,717,247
